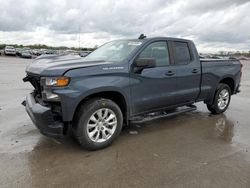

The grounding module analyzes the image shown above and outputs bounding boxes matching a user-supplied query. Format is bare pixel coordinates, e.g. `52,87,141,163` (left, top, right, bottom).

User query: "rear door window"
174,42,191,64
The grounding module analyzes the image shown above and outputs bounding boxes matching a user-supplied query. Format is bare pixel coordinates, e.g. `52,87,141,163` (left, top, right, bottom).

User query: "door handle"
192,69,198,73
165,71,175,76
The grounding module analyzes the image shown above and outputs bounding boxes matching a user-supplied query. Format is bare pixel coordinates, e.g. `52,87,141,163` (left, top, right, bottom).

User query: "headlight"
41,77,70,87
40,77,70,101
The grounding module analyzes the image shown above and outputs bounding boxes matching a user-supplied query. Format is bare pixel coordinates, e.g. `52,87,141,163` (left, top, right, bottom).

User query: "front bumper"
5,51,16,55
24,93,64,138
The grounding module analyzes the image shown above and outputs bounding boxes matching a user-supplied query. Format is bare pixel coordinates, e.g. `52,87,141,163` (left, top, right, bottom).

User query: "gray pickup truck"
23,37,242,150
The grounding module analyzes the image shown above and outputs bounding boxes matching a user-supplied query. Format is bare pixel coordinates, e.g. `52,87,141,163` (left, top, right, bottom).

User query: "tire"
74,98,123,150
207,83,231,114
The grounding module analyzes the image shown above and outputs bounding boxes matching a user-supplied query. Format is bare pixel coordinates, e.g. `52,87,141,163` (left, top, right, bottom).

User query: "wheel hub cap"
217,89,229,110
86,108,117,143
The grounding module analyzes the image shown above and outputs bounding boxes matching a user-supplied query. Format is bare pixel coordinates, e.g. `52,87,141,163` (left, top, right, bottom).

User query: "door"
173,41,201,104
130,41,177,115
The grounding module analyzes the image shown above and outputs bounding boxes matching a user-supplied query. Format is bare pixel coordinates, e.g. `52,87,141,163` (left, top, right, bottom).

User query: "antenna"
138,34,146,39
78,25,81,49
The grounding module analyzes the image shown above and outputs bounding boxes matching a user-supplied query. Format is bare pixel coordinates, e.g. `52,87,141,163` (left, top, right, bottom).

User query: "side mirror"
134,58,156,69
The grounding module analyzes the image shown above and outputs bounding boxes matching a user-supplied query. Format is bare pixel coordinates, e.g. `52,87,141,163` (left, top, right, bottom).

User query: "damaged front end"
22,74,66,138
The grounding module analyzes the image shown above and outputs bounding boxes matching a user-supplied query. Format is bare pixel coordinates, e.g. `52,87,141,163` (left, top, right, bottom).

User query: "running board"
130,105,197,124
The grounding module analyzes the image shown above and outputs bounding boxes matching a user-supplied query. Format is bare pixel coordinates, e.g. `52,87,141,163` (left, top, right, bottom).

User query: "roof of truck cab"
112,37,192,43
140,37,192,42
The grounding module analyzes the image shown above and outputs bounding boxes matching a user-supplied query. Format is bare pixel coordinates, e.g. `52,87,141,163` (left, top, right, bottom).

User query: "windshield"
84,40,142,62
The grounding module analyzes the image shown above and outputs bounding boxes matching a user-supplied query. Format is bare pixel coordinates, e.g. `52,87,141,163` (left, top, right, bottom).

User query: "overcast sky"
0,0,249,52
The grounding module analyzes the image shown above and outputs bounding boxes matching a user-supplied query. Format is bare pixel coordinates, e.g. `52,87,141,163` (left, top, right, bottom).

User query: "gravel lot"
0,56,250,188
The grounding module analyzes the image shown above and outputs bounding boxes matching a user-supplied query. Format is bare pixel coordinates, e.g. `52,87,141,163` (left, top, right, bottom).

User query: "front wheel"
207,83,231,114
74,98,123,150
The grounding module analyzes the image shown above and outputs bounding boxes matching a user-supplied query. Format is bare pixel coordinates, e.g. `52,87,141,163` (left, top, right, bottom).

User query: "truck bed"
200,58,239,63
198,58,241,102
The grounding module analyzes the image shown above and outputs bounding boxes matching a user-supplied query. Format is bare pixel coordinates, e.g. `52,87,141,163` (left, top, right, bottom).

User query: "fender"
56,86,131,122
206,75,235,105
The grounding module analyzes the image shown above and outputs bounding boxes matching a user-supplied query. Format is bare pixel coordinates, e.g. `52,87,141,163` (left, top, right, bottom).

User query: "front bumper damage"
23,93,65,138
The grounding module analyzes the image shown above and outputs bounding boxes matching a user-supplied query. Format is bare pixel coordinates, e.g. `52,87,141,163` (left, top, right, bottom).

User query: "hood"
25,54,114,76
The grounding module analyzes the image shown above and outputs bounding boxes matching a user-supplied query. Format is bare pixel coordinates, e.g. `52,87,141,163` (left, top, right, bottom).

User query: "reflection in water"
213,115,234,142
26,113,236,187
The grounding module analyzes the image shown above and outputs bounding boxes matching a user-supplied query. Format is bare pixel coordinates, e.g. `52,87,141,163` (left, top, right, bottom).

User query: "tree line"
0,44,96,51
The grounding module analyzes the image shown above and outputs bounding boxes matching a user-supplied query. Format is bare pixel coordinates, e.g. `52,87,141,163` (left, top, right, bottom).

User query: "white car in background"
4,46,16,56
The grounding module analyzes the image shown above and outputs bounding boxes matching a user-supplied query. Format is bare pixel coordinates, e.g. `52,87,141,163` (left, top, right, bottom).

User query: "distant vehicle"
79,51,92,57
30,49,43,56
35,49,45,56
32,49,39,56
44,50,55,55
4,46,16,56
23,47,31,51
16,48,23,56
21,50,32,58
23,37,242,150
64,49,79,55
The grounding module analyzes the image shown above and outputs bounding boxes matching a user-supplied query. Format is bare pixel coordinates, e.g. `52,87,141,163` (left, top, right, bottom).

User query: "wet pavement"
0,56,250,188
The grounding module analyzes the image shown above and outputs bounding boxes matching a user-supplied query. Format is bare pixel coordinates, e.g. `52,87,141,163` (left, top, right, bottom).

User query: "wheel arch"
219,77,235,94
205,76,235,105
72,89,129,128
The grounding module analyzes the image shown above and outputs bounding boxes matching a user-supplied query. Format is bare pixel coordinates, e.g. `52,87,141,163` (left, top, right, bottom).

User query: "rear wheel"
207,83,231,114
74,98,123,150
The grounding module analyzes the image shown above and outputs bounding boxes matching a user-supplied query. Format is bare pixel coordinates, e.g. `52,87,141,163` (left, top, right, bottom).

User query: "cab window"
138,41,170,67
174,41,191,64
